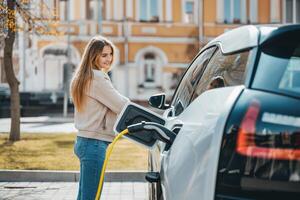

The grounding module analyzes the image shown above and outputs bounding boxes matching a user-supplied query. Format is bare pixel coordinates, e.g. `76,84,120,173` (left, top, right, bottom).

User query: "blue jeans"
74,136,110,200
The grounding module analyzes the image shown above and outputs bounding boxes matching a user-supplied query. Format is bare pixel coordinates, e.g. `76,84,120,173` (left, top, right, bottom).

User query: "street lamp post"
63,0,71,117
123,18,129,97
98,0,102,34
199,0,204,48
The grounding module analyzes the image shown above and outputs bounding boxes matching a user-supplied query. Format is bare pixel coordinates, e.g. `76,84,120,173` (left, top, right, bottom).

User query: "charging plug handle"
127,121,176,145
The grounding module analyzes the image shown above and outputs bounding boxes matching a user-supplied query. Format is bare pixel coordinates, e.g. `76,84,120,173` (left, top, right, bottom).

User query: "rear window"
252,39,300,98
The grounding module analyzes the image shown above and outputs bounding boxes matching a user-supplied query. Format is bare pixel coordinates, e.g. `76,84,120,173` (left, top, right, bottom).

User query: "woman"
70,36,129,200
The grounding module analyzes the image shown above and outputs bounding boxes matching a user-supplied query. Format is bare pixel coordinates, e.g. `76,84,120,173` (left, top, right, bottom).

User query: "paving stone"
0,182,148,200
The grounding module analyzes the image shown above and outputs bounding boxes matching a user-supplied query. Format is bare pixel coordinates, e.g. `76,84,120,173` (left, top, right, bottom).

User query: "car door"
147,46,218,199
160,47,252,200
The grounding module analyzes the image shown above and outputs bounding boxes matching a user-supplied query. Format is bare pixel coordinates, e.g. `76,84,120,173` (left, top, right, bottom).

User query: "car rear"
215,25,300,200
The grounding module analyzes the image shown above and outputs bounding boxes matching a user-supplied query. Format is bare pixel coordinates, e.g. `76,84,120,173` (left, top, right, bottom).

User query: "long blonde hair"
70,36,115,112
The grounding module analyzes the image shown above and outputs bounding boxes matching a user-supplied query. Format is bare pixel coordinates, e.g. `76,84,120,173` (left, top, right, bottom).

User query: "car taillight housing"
236,100,300,160
216,89,300,199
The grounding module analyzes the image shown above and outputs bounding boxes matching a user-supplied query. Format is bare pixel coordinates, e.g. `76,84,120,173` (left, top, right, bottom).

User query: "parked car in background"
115,24,300,200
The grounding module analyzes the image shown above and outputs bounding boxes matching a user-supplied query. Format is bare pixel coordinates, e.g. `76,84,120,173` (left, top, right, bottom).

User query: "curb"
0,170,147,182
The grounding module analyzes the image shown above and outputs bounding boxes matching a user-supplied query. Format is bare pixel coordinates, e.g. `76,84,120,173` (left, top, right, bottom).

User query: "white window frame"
59,0,67,21
144,59,156,84
240,0,247,23
80,0,87,20
113,0,124,21
126,0,133,19
105,0,111,20
216,0,224,23
135,0,140,21
87,0,98,20
59,0,74,20
181,0,198,24
166,0,173,22
32,0,60,20
249,0,258,23
51,0,59,20
69,0,75,20
43,56,65,91
135,46,167,89
137,0,162,22
218,0,247,24
270,0,281,23
158,0,163,22
140,56,161,88
283,0,300,23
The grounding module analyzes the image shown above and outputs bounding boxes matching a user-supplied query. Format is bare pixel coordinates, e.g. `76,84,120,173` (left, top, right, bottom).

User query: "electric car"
115,24,300,200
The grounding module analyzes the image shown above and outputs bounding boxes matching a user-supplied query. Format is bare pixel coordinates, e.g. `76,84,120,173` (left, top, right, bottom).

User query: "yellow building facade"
202,0,283,40
12,0,299,101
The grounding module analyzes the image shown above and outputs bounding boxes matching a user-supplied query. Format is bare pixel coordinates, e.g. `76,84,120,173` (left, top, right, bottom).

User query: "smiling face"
97,45,113,71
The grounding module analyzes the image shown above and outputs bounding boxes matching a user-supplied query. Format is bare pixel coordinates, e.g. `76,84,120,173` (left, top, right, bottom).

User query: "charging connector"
95,122,176,200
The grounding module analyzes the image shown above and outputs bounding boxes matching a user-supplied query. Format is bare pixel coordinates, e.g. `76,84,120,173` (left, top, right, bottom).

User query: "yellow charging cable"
95,128,129,200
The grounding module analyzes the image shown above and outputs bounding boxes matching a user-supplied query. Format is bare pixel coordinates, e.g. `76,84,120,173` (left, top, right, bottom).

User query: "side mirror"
148,93,169,110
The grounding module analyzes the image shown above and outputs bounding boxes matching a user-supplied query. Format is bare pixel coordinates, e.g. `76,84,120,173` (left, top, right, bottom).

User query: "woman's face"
98,45,113,71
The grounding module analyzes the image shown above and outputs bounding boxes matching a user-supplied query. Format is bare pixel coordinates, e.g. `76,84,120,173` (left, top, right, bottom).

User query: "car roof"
259,24,300,45
203,25,283,54
204,25,260,54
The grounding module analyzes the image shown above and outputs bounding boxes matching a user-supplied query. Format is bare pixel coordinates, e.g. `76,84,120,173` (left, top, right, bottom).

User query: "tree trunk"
4,0,20,141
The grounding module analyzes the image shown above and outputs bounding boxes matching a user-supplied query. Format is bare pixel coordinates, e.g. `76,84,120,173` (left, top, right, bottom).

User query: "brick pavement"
0,182,148,200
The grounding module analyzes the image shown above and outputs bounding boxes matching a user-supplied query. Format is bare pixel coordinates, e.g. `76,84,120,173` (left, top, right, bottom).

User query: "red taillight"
236,101,300,160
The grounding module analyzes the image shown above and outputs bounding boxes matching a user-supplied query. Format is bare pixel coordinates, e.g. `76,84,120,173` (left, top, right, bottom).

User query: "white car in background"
115,24,300,200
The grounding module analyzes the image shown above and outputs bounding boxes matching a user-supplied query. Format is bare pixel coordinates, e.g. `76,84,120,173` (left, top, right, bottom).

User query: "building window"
140,0,159,22
59,0,67,21
28,0,58,20
138,53,159,88
86,0,97,20
223,0,246,24
144,53,155,83
249,0,257,23
270,0,281,23
113,0,124,21
285,0,300,23
184,0,194,23
85,0,104,20
53,0,59,20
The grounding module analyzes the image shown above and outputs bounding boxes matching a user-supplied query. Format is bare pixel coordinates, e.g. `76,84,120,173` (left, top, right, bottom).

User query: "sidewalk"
0,182,149,200
0,171,149,200
0,115,76,133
